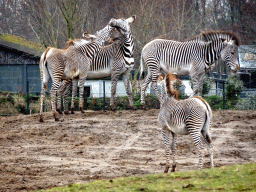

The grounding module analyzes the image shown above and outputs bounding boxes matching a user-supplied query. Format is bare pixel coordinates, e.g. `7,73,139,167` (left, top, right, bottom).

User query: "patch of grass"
36,163,256,192
0,92,51,115
0,34,45,52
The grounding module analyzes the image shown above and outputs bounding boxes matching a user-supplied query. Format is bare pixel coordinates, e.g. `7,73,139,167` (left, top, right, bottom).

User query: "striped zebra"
39,25,115,122
158,72,213,173
62,16,136,112
140,31,240,106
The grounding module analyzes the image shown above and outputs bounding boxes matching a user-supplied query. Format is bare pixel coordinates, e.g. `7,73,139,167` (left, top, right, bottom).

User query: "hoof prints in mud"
0,109,255,191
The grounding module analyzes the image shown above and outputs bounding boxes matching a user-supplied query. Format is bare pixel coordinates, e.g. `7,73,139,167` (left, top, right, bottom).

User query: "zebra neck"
121,33,134,65
75,42,99,59
204,42,220,66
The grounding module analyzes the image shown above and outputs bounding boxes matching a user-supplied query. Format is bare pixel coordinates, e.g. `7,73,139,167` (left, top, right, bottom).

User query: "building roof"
239,45,256,69
0,34,43,58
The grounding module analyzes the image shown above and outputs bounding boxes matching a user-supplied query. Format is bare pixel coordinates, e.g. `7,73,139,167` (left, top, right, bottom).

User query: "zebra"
158,72,213,173
140,31,240,106
39,24,115,122
62,15,136,112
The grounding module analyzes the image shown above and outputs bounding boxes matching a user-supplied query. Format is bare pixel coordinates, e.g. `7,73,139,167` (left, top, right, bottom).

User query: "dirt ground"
0,109,255,191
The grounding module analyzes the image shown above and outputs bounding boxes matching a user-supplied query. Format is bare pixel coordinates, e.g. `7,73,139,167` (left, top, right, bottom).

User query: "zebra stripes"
62,16,136,112
158,72,213,173
140,31,240,106
39,25,114,122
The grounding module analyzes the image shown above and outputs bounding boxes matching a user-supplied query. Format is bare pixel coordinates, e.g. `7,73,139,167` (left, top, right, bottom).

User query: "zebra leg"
71,79,78,114
188,128,205,169
197,73,205,96
39,85,46,122
151,81,161,101
171,132,177,172
122,70,135,109
50,87,59,121
161,128,171,173
62,81,72,115
191,72,205,96
56,88,63,114
140,72,152,107
57,80,69,115
110,73,119,110
201,129,214,168
78,78,86,113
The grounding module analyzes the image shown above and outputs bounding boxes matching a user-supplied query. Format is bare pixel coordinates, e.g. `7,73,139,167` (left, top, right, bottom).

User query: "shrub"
202,78,214,96
190,77,214,96
205,95,223,110
225,75,245,100
235,93,256,110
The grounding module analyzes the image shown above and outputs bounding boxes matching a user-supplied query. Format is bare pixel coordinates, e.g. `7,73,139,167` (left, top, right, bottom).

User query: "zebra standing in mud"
139,31,240,106
62,15,136,112
158,72,213,173
39,25,115,122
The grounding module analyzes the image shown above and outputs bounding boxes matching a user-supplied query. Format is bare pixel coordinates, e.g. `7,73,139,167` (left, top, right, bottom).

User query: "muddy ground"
0,109,255,191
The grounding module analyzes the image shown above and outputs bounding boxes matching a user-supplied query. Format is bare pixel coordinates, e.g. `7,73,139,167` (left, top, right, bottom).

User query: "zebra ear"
126,15,136,24
221,38,235,45
220,38,226,43
83,32,96,40
82,32,88,38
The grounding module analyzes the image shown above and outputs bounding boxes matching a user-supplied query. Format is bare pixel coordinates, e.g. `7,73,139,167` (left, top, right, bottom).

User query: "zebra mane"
165,72,179,100
190,30,240,46
63,39,75,50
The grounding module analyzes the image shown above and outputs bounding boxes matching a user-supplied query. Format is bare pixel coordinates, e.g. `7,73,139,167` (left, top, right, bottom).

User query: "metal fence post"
223,82,226,109
103,81,106,111
83,88,87,110
26,80,29,115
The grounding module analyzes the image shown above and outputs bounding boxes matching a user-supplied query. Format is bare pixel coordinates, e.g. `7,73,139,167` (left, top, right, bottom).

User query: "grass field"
37,162,256,192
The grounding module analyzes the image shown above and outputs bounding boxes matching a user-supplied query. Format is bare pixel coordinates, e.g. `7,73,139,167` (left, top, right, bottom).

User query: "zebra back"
190,30,240,46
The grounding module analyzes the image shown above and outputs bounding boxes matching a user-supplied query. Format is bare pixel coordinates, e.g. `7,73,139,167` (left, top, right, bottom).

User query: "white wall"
84,79,192,98
84,80,129,98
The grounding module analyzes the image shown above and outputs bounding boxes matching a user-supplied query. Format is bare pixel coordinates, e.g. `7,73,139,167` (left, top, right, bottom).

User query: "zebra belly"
86,68,111,79
160,63,191,76
166,121,188,135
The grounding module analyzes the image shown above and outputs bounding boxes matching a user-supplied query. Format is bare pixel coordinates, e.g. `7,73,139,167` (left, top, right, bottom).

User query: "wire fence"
1,63,256,116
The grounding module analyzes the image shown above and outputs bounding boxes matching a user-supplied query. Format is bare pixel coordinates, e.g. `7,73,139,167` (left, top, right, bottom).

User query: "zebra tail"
40,50,51,90
202,100,212,143
139,55,146,80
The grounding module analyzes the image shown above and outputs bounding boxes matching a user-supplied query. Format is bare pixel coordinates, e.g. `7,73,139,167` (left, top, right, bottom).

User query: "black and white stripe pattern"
158,72,213,173
140,31,240,106
63,16,136,111
39,25,114,122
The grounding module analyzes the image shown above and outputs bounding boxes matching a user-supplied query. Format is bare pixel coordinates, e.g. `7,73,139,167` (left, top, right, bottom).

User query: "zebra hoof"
64,110,70,115
128,106,137,110
109,106,116,111
141,105,147,110
57,108,62,114
71,108,75,114
53,111,59,121
80,107,85,113
171,164,176,172
39,115,44,122
164,166,170,173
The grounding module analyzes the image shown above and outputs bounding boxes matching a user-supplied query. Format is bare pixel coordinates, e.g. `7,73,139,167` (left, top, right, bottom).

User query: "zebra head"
109,15,136,35
109,16,136,67
197,31,240,73
82,24,114,46
220,39,240,73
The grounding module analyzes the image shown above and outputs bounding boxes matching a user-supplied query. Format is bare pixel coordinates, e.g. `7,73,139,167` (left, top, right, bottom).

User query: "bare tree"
0,0,255,54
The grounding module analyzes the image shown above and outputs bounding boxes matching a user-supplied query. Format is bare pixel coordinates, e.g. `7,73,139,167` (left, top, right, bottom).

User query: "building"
0,35,43,94
0,34,132,98
238,45,256,89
